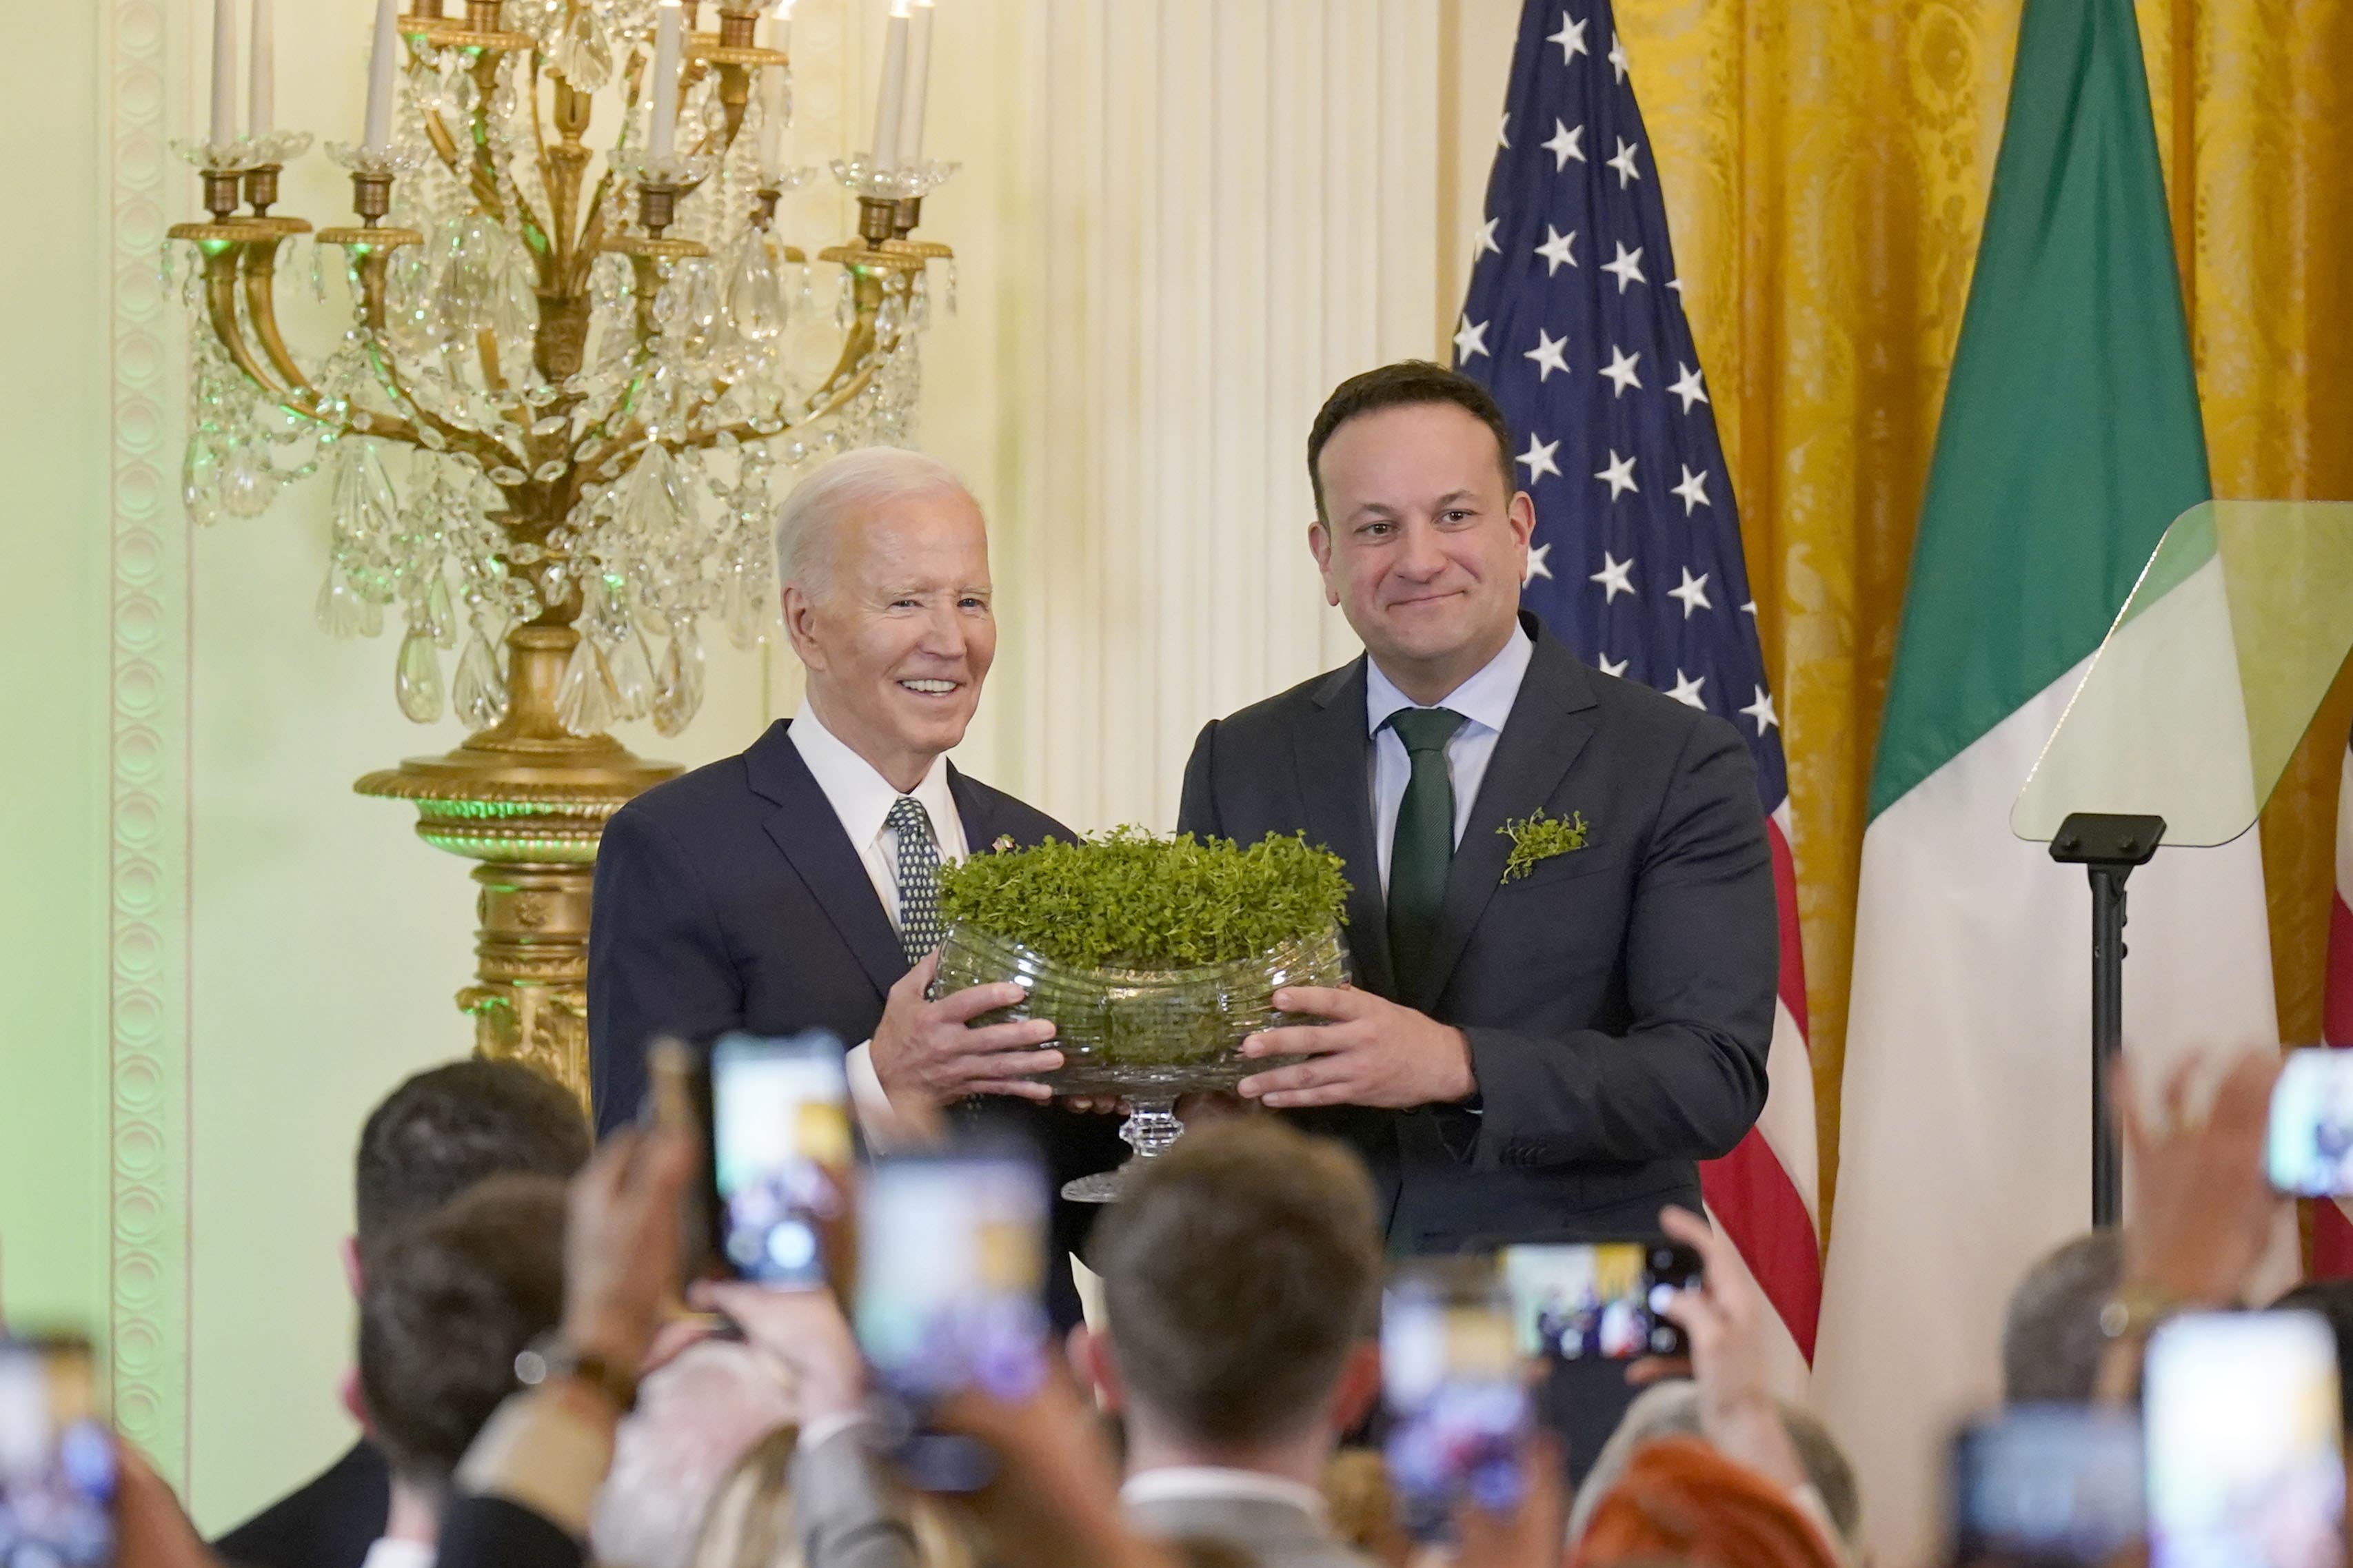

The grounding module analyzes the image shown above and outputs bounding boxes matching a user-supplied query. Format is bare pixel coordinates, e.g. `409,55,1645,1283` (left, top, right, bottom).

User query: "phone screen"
0,1336,115,1567
2145,1310,2345,1568
2266,1049,2353,1197
1950,1405,2145,1568
854,1148,1050,1406
1502,1241,1700,1362
708,1032,853,1287
1382,1263,1529,1540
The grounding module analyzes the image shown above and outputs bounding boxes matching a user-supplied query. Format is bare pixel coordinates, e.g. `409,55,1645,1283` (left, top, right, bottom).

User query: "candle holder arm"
239,239,319,395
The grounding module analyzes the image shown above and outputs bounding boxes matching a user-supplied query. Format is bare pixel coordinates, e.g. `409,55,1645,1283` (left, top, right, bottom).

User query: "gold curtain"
1617,0,2353,1224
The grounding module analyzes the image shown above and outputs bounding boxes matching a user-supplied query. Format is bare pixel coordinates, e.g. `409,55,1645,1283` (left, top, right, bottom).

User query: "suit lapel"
947,768,1009,853
1406,628,1602,1013
1293,658,1395,997
744,720,908,1002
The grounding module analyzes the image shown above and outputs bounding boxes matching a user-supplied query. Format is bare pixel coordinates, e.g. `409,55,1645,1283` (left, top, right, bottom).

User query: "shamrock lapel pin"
1498,808,1590,883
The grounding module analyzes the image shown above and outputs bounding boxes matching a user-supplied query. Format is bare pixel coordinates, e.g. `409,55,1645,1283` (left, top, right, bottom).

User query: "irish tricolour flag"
1810,2,2276,1562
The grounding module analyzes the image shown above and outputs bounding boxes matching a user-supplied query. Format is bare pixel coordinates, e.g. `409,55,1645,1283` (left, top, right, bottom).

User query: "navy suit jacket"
1176,615,1776,1250
587,718,1123,1324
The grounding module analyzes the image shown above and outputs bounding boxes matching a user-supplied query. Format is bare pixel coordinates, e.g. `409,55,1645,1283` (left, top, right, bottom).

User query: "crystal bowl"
929,920,1350,1097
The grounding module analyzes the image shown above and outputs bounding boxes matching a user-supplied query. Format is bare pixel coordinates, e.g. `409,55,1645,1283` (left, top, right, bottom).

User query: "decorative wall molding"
993,0,1443,833
108,0,190,1483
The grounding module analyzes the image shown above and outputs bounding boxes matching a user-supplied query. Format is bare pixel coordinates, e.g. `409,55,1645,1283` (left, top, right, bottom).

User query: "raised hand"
560,1121,698,1376
1635,1205,1808,1494
2118,1047,2284,1309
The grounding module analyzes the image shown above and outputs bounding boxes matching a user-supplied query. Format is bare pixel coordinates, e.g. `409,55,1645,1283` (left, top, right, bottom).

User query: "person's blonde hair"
686,1425,978,1568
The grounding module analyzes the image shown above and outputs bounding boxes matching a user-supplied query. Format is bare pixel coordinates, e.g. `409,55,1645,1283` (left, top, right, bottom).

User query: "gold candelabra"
170,0,956,1101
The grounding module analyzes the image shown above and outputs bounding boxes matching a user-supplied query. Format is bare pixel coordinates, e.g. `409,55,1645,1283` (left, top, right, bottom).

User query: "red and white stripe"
1699,800,1823,1372
2310,732,2353,1276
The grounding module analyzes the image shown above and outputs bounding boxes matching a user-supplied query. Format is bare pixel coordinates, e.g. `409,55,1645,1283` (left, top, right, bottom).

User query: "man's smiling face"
1310,400,1533,699
785,486,997,790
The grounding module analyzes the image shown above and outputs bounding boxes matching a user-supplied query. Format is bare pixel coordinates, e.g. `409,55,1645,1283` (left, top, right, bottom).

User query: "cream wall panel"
0,0,125,1460
991,0,1443,835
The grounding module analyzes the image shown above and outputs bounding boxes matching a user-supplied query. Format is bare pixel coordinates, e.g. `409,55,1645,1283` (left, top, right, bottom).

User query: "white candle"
898,0,933,165
209,0,236,147
361,0,399,154
870,0,911,171
248,0,274,139
649,0,683,163
771,0,795,55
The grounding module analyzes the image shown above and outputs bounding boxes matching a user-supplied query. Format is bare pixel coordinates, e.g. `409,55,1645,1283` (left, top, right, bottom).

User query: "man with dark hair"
214,1059,592,1568
1303,360,1518,522
1072,1119,1386,1568
354,1061,596,1241
1999,1230,2125,1405
1179,358,1777,1250
358,1174,570,1568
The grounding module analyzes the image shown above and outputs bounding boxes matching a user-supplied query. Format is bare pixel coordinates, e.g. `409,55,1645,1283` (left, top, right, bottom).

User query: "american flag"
2310,723,2353,1275
1455,0,1823,1362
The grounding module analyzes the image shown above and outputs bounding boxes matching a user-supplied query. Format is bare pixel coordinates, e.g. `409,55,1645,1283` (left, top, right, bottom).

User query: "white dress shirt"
787,702,968,1131
1120,1465,1332,1527
357,1541,435,1568
1364,624,1534,893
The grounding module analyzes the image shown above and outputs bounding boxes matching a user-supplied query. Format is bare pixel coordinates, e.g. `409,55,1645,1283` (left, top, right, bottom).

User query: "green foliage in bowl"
937,828,1351,971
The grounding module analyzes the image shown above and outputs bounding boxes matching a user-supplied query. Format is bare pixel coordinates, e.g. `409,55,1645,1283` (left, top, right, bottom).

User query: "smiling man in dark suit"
1178,362,1776,1254
587,447,1118,1323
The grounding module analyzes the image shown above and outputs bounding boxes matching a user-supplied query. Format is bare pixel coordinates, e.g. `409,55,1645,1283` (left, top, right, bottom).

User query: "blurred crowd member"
1571,1436,1838,1568
685,1282,929,1568
1073,1119,1386,1568
1567,1383,1859,1560
427,1123,1193,1568
1564,1205,1840,1568
214,1059,593,1568
2000,1230,2124,1404
685,1424,976,1568
594,1338,800,1568
356,1174,569,1568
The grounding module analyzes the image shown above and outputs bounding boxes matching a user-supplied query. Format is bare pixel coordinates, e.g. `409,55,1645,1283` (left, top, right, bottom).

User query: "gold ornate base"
356,624,680,1107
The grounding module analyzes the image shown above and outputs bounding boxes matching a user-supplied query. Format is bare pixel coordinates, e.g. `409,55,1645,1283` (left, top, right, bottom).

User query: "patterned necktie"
1386,706,1468,999
887,795,947,966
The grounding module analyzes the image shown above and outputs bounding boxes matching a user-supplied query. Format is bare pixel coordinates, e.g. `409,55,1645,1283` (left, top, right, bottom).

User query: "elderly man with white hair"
587,447,1120,1326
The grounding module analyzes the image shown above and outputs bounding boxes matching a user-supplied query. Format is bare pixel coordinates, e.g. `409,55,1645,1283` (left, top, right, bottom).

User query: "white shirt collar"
1364,620,1533,739
358,1540,436,1568
787,699,962,856
1120,1465,1331,1526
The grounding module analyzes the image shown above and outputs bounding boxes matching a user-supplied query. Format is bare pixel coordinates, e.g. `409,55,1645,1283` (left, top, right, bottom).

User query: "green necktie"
1386,706,1467,997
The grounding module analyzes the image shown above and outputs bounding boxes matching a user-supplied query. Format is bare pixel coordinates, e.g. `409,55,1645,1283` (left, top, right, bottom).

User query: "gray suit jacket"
1125,1492,1373,1568
1176,613,1777,1249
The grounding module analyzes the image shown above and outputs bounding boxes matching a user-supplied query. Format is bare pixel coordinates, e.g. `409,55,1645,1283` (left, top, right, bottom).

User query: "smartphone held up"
2266,1048,2353,1198
855,1143,1054,1492
1948,1309,2347,1568
0,1335,114,1568
1503,1241,1702,1363
1382,1258,1531,1542
703,1031,856,1288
